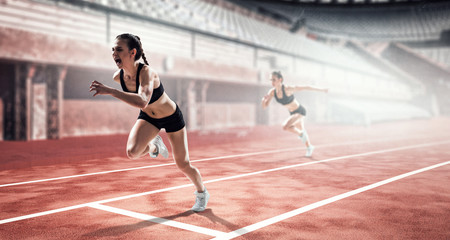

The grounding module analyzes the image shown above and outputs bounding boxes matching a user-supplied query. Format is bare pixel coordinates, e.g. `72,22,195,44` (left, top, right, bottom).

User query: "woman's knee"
282,124,293,131
127,145,142,159
175,158,193,172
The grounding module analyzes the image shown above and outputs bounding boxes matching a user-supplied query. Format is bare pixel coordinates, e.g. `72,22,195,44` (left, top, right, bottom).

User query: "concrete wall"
200,103,256,130
62,100,137,137
62,100,258,137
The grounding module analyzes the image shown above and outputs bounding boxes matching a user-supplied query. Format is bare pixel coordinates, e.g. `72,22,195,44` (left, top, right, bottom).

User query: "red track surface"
1,118,449,239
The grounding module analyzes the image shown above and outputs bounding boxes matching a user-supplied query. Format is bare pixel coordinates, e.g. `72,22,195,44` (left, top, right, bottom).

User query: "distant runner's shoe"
305,145,315,157
299,131,309,143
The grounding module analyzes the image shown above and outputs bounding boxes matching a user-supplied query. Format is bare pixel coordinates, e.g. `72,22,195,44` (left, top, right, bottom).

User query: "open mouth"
114,58,122,65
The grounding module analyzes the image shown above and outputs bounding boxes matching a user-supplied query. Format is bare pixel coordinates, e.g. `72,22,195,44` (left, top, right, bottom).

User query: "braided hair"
115,33,149,65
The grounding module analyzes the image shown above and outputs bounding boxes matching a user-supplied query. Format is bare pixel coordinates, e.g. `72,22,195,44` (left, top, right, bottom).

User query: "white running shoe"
149,135,169,158
299,131,309,143
305,145,315,157
191,188,210,212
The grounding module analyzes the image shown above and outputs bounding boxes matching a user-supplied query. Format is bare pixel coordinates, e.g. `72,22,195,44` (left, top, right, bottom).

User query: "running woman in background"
89,33,209,212
261,71,328,157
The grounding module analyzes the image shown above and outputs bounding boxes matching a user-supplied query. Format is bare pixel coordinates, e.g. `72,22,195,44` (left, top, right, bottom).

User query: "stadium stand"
1,0,446,140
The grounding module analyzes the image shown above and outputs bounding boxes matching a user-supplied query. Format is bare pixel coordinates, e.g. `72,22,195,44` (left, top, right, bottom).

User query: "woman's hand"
89,80,113,97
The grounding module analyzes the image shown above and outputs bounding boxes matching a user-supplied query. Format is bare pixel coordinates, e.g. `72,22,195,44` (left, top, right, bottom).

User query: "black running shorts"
289,105,306,116
138,105,186,133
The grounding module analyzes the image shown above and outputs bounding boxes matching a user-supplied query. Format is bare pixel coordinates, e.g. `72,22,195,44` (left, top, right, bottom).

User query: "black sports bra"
274,85,295,105
119,63,164,104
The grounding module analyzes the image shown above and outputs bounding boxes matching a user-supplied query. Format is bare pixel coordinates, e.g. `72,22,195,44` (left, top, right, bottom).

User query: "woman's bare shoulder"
112,69,121,83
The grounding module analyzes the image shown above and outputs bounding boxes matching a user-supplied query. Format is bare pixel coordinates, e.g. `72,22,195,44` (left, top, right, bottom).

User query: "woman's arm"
261,88,274,109
290,85,328,93
89,67,153,109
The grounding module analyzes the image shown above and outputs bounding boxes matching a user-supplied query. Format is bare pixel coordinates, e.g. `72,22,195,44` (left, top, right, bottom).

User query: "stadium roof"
226,0,450,46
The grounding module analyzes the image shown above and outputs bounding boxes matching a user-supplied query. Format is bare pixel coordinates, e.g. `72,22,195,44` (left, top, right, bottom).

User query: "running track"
1,118,449,239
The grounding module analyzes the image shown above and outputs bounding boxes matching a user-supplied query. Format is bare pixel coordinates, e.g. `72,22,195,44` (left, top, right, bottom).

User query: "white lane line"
1,140,449,225
0,135,433,188
0,204,91,225
88,203,225,237
0,148,296,188
211,160,450,240
0,183,196,225
0,163,173,188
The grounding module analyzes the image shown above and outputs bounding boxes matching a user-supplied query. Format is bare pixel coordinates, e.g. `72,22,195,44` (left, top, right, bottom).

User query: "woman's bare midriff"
142,92,177,118
285,99,301,112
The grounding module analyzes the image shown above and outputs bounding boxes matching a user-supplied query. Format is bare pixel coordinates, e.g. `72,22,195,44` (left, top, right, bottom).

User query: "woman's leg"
167,127,209,212
294,118,311,147
126,119,160,159
283,113,314,156
282,113,304,136
167,127,205,192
